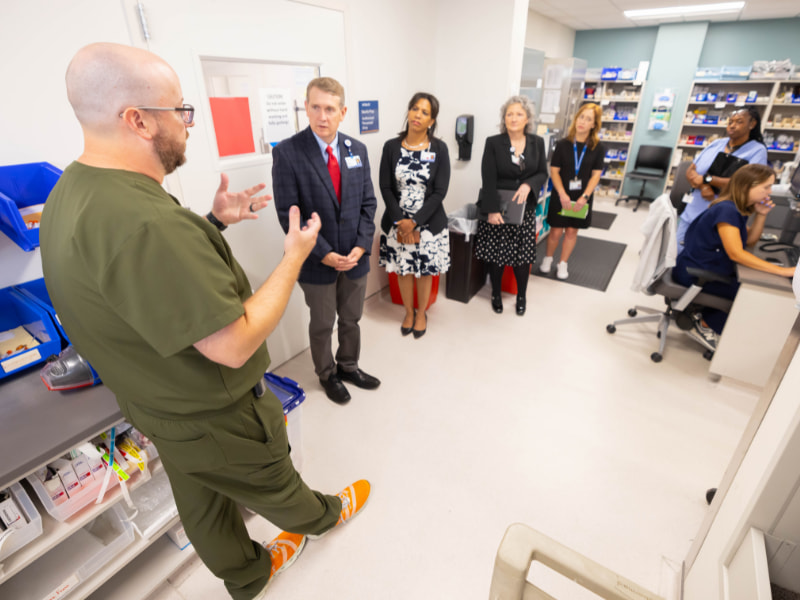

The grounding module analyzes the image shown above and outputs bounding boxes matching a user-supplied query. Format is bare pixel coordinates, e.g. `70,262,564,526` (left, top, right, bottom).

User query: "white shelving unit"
583,78,646,199
669,79,800,189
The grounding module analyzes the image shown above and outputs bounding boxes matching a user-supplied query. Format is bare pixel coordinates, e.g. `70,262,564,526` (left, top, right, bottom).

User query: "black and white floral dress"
379,148,450,276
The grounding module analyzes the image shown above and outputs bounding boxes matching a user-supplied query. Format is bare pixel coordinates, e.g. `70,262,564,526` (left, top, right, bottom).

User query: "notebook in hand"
707,152,749,194
557,202,589,219
500,190,525,225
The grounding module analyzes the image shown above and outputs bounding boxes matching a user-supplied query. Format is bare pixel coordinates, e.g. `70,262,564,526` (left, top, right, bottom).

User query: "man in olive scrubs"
39,43,370,600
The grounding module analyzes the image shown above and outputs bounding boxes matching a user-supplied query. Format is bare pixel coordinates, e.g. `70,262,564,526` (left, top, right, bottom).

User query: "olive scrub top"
40,162,269,416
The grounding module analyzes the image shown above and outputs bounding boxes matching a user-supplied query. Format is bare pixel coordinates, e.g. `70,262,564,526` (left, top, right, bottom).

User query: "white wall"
525,9,576,59
433,0,530,218
0,0,134,289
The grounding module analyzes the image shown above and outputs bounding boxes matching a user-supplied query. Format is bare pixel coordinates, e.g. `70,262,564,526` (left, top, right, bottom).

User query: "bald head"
66,42,179,131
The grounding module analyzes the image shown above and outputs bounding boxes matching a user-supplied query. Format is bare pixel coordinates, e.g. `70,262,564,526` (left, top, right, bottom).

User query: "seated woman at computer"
674,164,796,340
678,107,768,248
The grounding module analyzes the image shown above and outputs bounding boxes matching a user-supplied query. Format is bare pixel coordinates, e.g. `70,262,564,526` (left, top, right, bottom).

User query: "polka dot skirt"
474,205,537,267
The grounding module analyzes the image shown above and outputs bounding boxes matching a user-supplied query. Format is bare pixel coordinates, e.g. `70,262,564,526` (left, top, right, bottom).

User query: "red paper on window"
208,97,256,157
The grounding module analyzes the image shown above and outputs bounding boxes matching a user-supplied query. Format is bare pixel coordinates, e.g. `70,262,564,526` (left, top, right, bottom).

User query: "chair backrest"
630,193,678,293
634,145,672,174
669,161,693,215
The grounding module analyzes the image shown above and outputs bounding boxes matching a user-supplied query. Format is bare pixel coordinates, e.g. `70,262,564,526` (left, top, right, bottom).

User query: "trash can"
445,204,486,303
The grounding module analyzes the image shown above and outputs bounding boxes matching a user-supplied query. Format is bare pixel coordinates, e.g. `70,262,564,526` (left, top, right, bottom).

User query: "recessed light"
624,2,745,20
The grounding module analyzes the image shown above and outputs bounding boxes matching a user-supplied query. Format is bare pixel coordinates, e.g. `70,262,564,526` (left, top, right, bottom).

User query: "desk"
709,223,798,387
0,369,121,489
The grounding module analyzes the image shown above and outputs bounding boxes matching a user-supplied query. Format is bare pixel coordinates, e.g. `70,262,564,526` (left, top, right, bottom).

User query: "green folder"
557,202,589,219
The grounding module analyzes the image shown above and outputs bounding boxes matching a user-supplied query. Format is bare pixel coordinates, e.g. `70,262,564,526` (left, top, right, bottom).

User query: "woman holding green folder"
541,103,605,280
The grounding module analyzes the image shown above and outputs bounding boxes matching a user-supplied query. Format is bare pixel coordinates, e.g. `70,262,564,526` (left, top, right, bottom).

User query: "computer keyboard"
759,242,799,267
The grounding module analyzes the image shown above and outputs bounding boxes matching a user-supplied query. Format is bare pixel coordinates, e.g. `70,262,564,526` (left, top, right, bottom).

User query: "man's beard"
154,131,187,174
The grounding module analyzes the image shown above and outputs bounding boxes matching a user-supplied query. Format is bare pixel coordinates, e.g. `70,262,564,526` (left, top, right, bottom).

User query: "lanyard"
573,142,587,175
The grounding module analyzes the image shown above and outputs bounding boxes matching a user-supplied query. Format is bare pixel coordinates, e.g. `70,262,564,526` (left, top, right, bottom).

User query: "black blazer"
272,127,377,284
379,137,450,235
476,132,548,214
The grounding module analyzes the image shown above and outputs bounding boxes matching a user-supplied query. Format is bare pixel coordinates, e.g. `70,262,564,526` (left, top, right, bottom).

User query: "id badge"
420,151,436,162
344,155,363,169
569,178,582,191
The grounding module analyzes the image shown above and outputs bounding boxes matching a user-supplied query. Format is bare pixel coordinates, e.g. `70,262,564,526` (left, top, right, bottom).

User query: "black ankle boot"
491,295,503,314
516,296,526,316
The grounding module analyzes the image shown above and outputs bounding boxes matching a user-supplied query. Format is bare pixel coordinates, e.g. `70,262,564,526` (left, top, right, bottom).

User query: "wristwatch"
703,174,713,185
206,211,227,231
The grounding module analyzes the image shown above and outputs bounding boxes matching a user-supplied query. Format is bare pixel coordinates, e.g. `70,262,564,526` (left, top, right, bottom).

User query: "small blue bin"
0,162,62,252
0,287,62,378
263,373,306,414
14,278,69,347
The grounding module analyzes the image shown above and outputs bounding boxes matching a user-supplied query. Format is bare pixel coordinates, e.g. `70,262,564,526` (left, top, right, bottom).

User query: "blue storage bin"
0,287,62,378
601,67,621,81
0,162,62,251
263,373,306,414
695,67,722,81
14,278,68,347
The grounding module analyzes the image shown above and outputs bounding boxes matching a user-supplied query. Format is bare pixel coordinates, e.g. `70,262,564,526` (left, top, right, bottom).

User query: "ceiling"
529,0,800,30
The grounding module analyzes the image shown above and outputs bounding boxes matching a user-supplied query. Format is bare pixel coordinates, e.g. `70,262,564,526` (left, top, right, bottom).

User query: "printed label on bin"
45,574,80,600
1,348,41,373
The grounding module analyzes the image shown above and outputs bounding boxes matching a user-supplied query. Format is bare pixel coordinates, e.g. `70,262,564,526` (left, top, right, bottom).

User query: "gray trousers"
299,273,367,379
117,391,341,600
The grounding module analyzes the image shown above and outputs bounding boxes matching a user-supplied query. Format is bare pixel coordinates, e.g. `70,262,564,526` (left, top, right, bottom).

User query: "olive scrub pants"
117,388,342,600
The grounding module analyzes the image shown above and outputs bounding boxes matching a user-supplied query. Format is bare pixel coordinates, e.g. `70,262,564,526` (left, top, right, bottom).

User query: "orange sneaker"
265,531,306,581
336,479,370,525
309,479,371,539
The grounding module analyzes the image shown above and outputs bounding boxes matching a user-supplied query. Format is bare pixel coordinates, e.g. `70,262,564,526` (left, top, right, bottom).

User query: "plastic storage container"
14,278,68,346
0,504,134,599
263,373,306,471
27,459,144,522
0,286,62,379
0,162,62,251
0,482,43,561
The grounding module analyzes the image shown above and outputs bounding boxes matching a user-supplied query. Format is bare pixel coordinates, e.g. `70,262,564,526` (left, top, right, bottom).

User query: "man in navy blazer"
273,77,380,404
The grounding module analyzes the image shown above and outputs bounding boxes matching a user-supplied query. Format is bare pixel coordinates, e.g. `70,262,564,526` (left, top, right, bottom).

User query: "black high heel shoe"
400,309,415,336
491,295,503,314
413,311,427,339
516,296,526,316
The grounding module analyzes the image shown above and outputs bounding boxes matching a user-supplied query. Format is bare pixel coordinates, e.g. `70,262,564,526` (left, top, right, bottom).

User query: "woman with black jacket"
475,95,548,316
379,92,450,338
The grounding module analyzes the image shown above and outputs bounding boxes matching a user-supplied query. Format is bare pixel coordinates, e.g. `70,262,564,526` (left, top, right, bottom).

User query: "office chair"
616,145,672,212
669,161,693,216
606,194,733,362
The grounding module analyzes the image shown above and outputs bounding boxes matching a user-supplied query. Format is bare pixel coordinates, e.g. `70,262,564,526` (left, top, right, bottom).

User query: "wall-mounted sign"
358,100,379,134
649,90,675,131
260,88,296,146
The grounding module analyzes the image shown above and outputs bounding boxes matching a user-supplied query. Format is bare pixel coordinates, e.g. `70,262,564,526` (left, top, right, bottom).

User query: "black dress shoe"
491,295,503,314
413,311,427,339
516,296,526,316
320,373,351,405
336,366,381,390
401,309,415,336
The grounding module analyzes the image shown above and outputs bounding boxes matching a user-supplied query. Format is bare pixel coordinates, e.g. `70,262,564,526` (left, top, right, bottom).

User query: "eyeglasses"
120,103,195,125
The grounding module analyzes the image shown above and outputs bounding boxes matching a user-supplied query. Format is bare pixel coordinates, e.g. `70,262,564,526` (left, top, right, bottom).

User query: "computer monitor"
778,163,800,245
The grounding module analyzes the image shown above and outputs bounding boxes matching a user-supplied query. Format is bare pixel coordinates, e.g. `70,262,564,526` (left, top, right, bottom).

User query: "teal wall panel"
573,27,658,69
699,19,800,66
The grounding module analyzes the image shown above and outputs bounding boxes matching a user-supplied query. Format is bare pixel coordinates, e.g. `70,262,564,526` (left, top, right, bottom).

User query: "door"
120,0,349,368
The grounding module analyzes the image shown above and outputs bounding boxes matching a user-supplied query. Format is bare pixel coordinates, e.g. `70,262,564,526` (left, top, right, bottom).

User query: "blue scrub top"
680,199,747,278
676,138,767,245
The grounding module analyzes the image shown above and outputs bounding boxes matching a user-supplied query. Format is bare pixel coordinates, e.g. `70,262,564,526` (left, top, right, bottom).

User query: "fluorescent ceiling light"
624,2,744,20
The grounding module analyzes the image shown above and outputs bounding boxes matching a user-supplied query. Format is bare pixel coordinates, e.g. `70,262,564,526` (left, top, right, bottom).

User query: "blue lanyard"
573,142,587,175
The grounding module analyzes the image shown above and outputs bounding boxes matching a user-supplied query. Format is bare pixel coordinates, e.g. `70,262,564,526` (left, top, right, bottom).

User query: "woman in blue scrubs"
674,164,795,341
677,107,768,248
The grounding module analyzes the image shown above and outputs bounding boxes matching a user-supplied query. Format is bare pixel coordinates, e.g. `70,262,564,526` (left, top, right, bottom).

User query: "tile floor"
147,196,760,599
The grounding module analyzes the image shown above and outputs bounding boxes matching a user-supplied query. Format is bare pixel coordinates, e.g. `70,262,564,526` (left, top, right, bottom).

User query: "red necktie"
326,145,341,204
